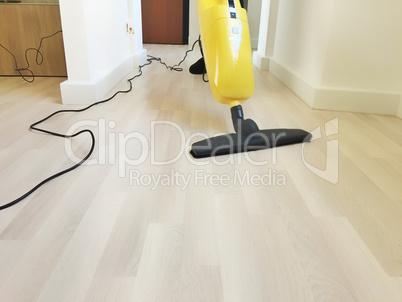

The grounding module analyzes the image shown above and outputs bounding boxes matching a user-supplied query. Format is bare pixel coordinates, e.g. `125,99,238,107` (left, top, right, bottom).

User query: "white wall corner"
253,51,270,70
268,58,316,107
248,0,262,49
134,49,147,68
60,81,96,105
250,39,259,50
397,96,402,118
61,55,134,105
189,0,200,46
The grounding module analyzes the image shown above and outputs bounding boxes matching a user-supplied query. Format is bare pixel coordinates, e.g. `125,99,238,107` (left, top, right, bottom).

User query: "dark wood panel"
141,0,183,44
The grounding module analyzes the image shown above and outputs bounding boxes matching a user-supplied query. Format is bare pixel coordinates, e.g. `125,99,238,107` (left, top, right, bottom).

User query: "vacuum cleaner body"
197,0,254,107
191,0,311,158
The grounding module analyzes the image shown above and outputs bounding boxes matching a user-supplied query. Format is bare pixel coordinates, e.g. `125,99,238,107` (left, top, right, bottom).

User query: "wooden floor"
0,44,401,302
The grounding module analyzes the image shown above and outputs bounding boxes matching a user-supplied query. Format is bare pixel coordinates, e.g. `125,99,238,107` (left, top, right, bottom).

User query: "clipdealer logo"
302,118,339,184
63,119,280,172
63,118,340,184
129,168,286,191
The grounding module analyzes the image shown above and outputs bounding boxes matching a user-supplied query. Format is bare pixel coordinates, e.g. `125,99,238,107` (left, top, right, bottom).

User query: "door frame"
182,0,189,44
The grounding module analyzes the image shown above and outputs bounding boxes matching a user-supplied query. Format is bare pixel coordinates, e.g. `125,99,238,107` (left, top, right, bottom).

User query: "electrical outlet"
126,21,134,35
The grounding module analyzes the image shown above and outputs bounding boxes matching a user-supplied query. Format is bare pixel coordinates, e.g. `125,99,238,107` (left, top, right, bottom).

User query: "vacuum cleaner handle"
197,0,254,107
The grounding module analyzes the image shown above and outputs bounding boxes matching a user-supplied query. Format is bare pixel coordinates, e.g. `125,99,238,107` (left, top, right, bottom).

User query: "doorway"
141,0,189,44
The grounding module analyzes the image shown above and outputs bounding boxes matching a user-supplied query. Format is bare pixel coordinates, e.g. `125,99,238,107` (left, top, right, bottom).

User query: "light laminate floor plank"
0,44,401,301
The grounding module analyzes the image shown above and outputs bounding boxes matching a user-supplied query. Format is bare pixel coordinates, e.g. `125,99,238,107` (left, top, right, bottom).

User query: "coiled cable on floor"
0,38,201,211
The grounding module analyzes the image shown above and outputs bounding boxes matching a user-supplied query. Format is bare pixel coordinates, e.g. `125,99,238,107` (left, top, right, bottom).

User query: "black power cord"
0,38,201,211
0,30,63,83
202,70,209,83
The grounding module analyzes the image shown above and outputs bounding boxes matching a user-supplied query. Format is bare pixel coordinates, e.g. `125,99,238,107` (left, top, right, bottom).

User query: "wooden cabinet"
0,4,67,76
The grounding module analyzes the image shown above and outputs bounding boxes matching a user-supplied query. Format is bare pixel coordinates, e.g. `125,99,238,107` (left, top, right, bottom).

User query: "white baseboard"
398,98,402,118
61,55,134,105
267,58,401,116
134,49,147,67
314,88,400,116
252,51,270,71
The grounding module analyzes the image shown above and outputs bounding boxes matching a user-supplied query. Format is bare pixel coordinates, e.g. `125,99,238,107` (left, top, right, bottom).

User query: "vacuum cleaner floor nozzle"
190,129,312,158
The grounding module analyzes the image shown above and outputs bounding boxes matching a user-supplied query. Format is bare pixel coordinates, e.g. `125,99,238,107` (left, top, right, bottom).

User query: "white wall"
273,0,334,87
246,0,262,49
255,0,402,116
127,0,147,67
253,0,279,71
322,0,402,92
189,0,200,45
59,0,145,105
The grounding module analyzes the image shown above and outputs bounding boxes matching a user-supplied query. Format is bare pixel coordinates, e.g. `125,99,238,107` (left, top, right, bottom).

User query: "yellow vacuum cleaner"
190,0,311,158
